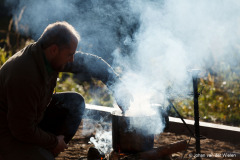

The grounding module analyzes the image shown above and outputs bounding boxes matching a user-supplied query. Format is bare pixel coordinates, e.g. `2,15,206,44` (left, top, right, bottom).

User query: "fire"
118,149,125,156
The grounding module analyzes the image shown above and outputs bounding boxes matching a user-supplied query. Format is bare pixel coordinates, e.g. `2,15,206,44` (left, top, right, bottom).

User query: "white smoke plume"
4,0,137,60
89,129,112,154
112,0,240,134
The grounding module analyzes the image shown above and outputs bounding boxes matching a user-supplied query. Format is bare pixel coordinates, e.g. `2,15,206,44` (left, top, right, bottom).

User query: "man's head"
38,21,80,71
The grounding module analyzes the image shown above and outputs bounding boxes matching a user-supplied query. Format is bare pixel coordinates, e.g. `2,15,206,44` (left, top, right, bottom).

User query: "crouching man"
0,21,130,160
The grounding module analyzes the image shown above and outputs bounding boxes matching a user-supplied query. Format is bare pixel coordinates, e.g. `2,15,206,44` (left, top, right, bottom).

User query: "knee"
66,92,85,114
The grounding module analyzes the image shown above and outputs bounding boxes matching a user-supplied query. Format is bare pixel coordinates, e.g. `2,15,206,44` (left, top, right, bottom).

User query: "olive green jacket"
0,42,59,152
0,42,119,157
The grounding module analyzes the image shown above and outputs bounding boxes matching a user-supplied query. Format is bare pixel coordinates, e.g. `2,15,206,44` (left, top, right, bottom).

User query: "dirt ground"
56,119,240,160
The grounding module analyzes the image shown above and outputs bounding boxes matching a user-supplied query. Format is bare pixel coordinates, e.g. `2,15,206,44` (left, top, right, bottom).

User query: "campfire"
86,108,189,160
87,139,188,160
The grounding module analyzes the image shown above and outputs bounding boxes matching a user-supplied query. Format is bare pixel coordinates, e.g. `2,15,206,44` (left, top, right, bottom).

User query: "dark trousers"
1,92,85,160
39,92,85,144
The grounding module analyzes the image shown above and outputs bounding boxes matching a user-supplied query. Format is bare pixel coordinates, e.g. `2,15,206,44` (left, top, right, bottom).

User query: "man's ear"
50,44,59,57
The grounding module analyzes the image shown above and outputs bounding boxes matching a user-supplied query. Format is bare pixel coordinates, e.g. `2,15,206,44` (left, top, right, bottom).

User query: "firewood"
138,140,188,160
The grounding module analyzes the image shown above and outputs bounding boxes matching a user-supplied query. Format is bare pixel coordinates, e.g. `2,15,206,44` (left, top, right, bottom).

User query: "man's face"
51,38,78,71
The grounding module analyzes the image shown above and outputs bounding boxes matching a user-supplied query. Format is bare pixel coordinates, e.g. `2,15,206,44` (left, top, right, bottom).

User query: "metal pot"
112,113,154,153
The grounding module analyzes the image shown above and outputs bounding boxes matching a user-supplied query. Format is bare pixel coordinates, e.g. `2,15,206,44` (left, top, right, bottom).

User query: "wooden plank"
83,104,240,144
166,117,240,145
83,104,115,122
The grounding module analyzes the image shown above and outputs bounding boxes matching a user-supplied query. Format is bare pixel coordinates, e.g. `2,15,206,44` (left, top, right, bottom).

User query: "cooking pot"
112,112,155,153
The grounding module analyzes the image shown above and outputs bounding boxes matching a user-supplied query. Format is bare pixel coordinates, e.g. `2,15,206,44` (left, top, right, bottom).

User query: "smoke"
4,0,138,61
112,0,240,135
89,129,112,154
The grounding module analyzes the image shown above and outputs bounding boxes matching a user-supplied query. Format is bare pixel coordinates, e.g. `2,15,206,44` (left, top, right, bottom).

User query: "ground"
56,119,240,160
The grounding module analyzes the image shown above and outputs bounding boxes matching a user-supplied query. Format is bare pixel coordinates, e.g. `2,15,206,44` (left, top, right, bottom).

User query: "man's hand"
52,135,68,156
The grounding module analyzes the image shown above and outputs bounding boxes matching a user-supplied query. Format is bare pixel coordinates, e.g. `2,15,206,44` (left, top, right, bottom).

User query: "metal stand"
167,69,203,159
192,70,201,160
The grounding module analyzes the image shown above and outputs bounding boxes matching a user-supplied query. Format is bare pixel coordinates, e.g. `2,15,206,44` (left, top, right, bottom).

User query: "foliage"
56,72,114,107
172,62,240,126
0,47,12,67
199,63,240,126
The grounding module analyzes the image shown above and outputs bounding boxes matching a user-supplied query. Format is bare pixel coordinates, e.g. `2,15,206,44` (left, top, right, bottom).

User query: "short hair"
38,21,80,49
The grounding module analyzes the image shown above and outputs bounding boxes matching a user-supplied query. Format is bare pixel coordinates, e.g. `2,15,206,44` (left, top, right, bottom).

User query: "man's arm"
63,51,133,112
63,51,120,87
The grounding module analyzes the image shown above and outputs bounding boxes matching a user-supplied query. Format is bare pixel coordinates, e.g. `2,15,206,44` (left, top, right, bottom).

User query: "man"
0,21,129,160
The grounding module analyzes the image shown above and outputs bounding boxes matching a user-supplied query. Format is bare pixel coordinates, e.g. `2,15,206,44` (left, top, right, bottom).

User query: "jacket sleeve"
6,76,58,149
63,51,120,87
63,51,133,112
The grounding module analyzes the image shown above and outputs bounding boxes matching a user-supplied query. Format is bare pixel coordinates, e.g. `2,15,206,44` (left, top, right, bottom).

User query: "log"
87,147,105,160
138,140,188,160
